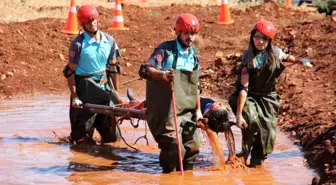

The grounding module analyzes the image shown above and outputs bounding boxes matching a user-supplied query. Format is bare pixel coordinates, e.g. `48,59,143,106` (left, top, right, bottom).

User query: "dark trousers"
69,99,120,143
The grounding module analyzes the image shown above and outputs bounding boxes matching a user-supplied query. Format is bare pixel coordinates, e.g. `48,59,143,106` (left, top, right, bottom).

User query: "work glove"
236,115,248,129
72,96,83,108
162,68,174,82
298,58,313,67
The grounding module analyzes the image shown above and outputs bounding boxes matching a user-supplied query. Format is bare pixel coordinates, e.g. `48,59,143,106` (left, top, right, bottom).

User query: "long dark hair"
246,30,280,71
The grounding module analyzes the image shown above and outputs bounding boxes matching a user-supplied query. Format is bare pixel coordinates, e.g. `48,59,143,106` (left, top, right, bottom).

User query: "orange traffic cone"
61,0,78,35
217,0,234,25
109,0,128,30
285,0,293,8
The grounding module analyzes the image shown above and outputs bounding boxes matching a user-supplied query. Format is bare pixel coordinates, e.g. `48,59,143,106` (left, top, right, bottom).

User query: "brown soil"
0,2,335,184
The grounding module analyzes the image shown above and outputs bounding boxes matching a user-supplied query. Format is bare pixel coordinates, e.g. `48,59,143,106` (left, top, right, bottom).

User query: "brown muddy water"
0,95,316,185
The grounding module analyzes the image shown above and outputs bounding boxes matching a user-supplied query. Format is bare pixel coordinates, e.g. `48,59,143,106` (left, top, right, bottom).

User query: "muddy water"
0,95,316,185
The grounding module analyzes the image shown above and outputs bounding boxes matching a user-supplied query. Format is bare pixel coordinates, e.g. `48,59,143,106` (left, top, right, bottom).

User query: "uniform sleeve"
240,50,249,74
68,39,81,64
274,47,285,61
147,48,166,70
241,50,249,67
104,33,121,61
108,40,121,60
274,47,286,77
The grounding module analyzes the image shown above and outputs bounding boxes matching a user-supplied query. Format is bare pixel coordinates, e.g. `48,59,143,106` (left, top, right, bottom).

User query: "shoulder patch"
69,51,76,57
241,67,248,74
155,53,163,62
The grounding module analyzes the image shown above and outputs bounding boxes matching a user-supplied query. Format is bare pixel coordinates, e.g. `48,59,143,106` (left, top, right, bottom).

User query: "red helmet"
175,13,200,33
251,20,276,40
77,5,99,25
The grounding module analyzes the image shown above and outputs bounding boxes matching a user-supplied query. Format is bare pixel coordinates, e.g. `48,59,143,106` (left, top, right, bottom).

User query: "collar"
256,50,267,57
176,39,194,56
100,32,109,44
84,30,102,45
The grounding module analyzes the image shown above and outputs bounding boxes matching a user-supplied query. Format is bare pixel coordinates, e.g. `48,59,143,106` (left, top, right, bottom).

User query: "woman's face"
253,31,270,51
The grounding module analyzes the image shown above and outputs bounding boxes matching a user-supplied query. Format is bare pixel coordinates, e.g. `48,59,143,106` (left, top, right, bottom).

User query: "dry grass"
0,0,264,23
0,0,117,23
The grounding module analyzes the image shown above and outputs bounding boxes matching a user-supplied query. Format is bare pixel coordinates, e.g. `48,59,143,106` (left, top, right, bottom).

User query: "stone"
214,58,224,68
305,47,314,57
59,54,65,61
6,71,14,77
215,51,224,58
0,74,6,81
234,53,242,57
126,62,132,67
204,69,215,74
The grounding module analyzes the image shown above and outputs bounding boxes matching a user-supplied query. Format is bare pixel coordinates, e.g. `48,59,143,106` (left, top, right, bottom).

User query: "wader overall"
229,50,285,166
70,71,121,144
146,41,201,172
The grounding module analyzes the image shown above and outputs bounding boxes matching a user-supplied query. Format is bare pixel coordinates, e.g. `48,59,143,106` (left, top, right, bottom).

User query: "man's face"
179,31,197,47
83,19,98,33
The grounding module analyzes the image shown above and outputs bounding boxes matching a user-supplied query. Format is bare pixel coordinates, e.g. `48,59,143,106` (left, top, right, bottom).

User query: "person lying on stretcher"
199,97,236,132
126,89,236,133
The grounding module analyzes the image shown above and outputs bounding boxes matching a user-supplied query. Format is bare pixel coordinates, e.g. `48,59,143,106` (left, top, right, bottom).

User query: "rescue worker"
138,13,202,173
63,5,122,144
229,20,313,167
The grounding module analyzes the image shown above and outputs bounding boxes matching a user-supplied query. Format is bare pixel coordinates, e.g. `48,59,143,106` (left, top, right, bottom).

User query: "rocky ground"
0,2,335,184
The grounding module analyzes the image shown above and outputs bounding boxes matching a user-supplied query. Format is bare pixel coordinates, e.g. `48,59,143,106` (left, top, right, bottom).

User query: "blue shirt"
162,40,197,72
255,52,268,68
68,31,120,90
148,39,199,72
75,32,114,75
254,48,285,68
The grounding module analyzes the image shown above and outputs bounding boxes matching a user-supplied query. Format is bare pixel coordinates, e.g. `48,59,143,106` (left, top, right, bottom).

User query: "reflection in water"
0,96,316,185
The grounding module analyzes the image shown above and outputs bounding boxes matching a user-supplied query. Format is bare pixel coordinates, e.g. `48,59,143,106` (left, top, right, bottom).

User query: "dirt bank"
0,2,335,184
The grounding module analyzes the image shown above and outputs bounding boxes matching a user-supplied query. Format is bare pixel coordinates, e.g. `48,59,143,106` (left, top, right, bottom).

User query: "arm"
282,54,300,64
235,67,249,129
196,65,202,121
282,54,313,67
147,66,173,81
195,89,203,121
139,47,174,81
66,63,77,99
63,61,82,108
107,36,122,91
236,72,249,117
107,58,120,91
64,38,82,108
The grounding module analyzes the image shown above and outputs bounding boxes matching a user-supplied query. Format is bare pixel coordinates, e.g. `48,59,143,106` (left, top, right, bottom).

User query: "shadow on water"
270,150,304,159
25,164,70,176
69,144,161,174
1,136,50,143
52,142,162,174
